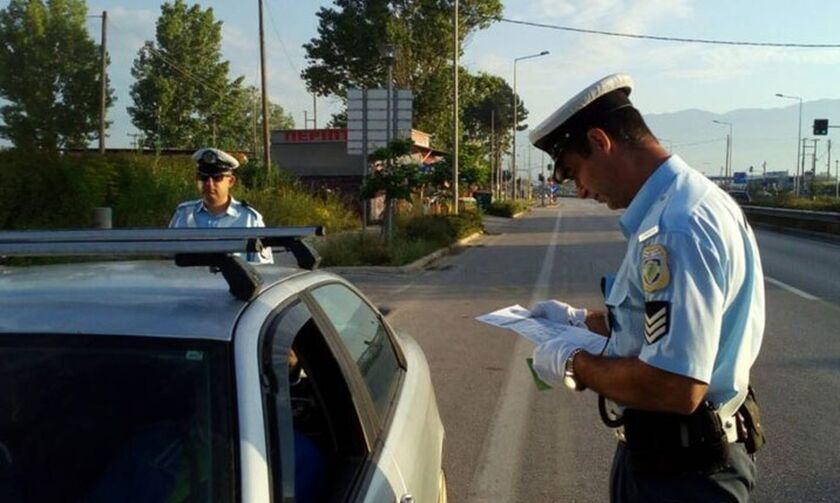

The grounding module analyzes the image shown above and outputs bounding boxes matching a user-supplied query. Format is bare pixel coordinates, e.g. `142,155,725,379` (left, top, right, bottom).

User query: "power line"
499,18,840,48
264,1,300,75
109,18,229,100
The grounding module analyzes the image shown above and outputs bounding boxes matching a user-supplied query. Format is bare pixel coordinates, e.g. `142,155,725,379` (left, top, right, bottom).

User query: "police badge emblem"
641,244,670,293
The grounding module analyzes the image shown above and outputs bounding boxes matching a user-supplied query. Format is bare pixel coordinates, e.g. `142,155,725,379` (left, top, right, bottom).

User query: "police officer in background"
528,74,765,502
169,147,273,264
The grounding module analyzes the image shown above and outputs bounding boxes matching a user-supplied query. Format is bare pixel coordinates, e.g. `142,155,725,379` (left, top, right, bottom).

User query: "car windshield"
0,334,237,502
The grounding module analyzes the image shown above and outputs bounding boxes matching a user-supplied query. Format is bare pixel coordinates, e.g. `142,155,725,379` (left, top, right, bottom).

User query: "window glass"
310,283,401,419
0,335,236,503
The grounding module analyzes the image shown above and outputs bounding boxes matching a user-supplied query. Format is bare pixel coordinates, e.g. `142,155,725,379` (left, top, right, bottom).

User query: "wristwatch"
564,348,587,391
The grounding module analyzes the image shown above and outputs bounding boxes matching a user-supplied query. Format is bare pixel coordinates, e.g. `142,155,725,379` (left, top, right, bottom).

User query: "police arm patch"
644,301,670,344
641,244,670,293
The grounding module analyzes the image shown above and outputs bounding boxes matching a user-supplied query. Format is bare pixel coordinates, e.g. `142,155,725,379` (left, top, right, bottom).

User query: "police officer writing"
169,147,273,264
528,74,765,502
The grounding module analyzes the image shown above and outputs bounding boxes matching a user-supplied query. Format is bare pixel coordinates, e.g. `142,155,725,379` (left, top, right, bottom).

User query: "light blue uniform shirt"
603,155,764,411
168,197,274,264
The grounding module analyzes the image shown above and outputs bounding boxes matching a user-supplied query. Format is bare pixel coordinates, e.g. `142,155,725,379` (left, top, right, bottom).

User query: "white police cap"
529,73,634,156
192,147,240,175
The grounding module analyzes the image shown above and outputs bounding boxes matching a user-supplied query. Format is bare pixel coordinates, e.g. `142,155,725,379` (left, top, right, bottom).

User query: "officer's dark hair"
561,106,656,158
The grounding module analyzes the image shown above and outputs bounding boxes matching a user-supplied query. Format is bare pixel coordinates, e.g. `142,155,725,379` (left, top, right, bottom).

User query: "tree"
302,0,502,147
361,138,421,242
129,0,250,151
266,102,295,131
461,71,527,189
0,0,114,150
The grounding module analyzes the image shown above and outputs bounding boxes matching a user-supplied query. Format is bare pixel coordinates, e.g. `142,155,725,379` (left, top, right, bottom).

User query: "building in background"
271,128,446,213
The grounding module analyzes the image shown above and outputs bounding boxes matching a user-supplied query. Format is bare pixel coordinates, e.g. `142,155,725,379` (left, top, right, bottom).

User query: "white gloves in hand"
530,300,588,328
531,326,608,387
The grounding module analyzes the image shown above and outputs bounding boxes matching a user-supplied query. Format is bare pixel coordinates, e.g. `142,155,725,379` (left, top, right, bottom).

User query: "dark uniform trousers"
610,441,756,503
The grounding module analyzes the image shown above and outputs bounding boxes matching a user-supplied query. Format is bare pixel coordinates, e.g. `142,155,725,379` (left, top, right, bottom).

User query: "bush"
401,210,484,243
751,194,840,212
316,211,484,267
0,149,360,232
486,199,530,218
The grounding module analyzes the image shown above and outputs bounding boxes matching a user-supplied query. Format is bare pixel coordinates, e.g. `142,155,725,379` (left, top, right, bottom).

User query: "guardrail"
742,205,840,238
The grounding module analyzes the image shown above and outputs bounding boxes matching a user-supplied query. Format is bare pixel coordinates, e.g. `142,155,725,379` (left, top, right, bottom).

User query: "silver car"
0,228,446,503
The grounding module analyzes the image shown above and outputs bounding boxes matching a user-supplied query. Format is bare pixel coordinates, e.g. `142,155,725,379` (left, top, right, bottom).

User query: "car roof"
0,260,306,341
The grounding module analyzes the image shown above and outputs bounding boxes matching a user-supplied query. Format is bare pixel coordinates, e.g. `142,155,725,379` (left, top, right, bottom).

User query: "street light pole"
512,50,549,200
453,0,459,214
776,93,803,196
713,120,733,188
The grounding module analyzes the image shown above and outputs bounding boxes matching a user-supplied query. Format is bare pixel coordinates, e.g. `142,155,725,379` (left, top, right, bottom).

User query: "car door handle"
400,494,414,503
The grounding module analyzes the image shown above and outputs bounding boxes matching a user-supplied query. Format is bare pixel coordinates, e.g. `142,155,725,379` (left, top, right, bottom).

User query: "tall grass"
0,150,360,232
316,211,484,266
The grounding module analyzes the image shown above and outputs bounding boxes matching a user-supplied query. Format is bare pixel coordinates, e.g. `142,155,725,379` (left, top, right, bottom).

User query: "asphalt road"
339,199,840,502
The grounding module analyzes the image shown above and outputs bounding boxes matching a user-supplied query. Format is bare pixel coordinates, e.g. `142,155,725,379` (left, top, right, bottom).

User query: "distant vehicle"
0,228,447,503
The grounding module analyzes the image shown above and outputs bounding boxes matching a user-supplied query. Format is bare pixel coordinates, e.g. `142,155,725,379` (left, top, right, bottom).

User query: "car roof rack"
0,227,325,301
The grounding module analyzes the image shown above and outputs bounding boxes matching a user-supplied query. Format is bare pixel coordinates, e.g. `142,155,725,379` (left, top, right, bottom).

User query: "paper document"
476,304,598,345
477,304,606,391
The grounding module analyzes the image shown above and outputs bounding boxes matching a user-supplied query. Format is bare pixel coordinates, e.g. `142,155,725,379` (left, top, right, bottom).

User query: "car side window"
310,283,402,420
260,299,368,503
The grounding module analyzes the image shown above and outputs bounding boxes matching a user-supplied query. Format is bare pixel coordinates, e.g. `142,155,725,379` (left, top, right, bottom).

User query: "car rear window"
0,334,237,502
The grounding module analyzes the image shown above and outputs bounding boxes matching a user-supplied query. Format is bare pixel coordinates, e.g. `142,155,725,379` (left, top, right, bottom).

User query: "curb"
324,231,484,275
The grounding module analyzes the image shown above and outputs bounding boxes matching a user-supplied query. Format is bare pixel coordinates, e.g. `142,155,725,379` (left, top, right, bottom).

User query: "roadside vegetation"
316,211,483,267
749,190,840,212
485,199,531,218
0,150,359,232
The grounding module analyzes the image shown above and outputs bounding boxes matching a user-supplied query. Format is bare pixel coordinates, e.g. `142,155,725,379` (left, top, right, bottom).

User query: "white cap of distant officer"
193,147,240,175
192,147,240,214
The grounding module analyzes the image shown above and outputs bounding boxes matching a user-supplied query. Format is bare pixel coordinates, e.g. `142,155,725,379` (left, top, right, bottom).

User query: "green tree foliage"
462,72,526,154
302,0,502,147
129,0,251,151
0,0,114,150
361,138,421,241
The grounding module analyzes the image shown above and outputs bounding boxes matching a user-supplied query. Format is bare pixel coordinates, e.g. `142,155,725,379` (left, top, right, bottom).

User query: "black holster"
736,385,766,454
622,402,729,476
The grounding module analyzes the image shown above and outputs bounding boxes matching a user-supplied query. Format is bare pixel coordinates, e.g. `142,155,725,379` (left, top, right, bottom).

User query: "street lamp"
775,93,803,196
712,120,733,188
379,44,396,142
512,50,549,199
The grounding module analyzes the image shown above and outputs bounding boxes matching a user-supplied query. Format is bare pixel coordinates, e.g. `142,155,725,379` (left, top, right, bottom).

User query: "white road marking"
467,210,564,503
765,276,820,301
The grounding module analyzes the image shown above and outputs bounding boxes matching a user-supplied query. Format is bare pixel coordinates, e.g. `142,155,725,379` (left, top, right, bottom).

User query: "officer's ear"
586,128,613,156
228,174,237,187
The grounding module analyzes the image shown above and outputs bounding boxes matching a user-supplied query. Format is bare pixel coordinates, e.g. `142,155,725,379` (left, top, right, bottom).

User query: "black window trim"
300,280,409,501
256,294,384,502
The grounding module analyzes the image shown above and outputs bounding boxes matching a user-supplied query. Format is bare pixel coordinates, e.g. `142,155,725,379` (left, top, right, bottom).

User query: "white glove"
531,326,608,387
530,300,588,328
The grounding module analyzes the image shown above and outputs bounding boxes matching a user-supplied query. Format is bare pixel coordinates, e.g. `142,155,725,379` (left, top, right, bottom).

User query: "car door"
306,281,443,503
258,295,400,503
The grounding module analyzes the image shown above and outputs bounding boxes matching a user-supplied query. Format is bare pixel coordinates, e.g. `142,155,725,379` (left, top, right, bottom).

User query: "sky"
7,0,840,176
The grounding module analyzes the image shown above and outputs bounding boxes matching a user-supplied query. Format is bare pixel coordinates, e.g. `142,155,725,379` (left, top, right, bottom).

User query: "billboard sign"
346,88,413,155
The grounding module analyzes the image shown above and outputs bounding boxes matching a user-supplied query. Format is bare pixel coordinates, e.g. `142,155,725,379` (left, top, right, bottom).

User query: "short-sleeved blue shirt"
168,197,274,264
603,155,764,410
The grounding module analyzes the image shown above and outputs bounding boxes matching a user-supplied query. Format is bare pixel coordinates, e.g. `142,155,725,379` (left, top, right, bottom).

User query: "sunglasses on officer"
550,136,574,184
196,173,231,183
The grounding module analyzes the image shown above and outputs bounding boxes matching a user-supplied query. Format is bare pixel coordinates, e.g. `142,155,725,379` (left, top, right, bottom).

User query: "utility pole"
835,159,839,198
99,11,107,154
258,0,271,172
313,93,317,129
490,109,495,199
828,139,832,178
452,0,459,214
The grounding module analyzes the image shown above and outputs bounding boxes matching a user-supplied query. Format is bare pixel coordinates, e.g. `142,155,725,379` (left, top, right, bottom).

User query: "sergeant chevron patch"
644,301,670,344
